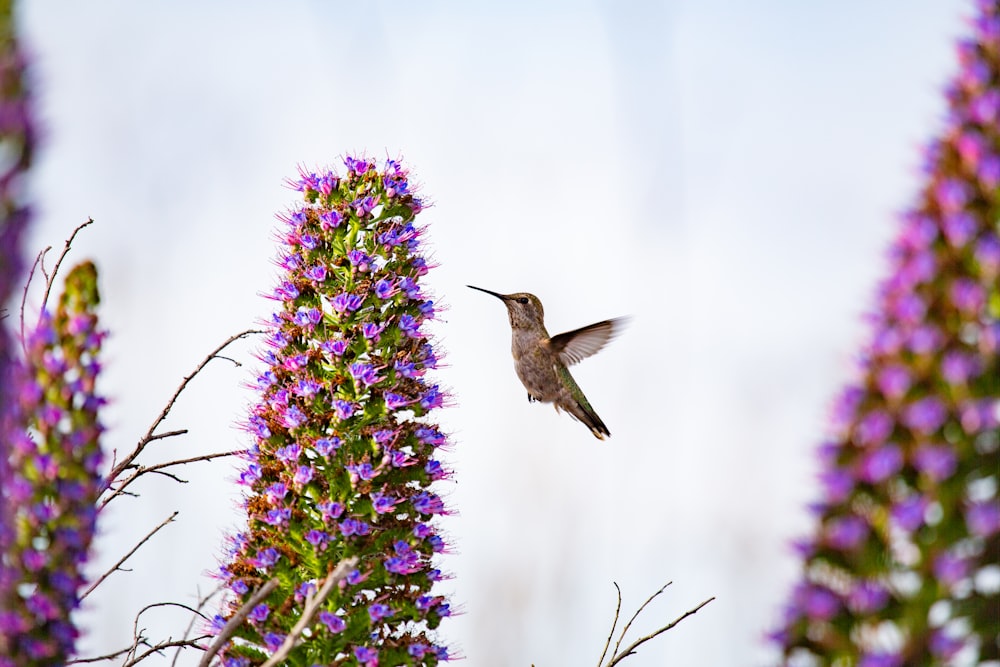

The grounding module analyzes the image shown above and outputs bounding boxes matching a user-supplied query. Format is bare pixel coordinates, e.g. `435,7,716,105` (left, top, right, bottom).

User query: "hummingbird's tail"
555,398,610,440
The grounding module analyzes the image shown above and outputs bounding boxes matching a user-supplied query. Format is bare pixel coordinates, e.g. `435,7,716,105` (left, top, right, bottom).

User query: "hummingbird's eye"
517,297,529,304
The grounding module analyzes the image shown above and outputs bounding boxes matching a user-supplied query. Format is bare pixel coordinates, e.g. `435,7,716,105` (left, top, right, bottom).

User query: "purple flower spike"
775,7,1000,661
214,159,451,664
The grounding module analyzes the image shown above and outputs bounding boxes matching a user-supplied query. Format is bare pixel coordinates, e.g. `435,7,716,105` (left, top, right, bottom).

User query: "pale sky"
18,2,968,665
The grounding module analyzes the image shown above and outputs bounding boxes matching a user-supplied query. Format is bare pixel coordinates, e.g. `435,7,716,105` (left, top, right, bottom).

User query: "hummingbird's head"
467,286,545,329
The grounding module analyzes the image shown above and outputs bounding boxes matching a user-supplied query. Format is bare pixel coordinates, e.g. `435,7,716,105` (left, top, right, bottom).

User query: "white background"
18,1,967,665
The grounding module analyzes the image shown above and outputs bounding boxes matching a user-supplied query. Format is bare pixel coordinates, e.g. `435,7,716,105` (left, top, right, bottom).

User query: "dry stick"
172,584,226,667
198,578,281,667
260,556,360,667
612,582,672,659
18,246,48,354
39,217,94,315
79,512,178,600
605,596,715,667
596,582,623,667
121,637,212,667
102,447,242,507
124,601,210,666
103,328,263,498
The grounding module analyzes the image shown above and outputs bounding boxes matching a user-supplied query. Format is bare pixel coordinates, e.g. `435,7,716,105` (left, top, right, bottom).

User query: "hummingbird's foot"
527,393,539,403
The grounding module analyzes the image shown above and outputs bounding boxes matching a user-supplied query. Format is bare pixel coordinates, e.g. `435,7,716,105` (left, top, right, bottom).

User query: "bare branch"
102,448,242,508
173,585,226,667
612,581,671,659
605,595,715,667
122,637,212,667
260,556,359,667
19,245,48,354
198,578,281,667
80,512,178,600
40,218,94,315
102,328,263,499
596,582,622,667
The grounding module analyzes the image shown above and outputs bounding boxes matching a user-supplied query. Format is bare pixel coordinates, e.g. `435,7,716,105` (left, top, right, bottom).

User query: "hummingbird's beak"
467,285,508,301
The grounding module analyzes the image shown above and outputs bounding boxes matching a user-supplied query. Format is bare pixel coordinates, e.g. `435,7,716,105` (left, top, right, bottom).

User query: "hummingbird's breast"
510,330,560,402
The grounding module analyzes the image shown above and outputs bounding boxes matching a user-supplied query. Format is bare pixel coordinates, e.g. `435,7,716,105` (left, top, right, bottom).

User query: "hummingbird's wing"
548,317,628,366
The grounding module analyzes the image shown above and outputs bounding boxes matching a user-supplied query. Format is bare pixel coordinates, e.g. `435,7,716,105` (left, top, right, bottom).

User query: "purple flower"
847,580,889,613
373,279,397,299
415,427,446,445
891,495,929,532
314,437,341,456
933,551,968,586
371,492,401,514
331,292,363,314
855,409,894,446
318,611,345,633
942,211,977,248
950,278,984,314
263,632,284,652
320,209,342,229
276,444,302,464
420,386,443,410
349,362,381,387
965,501,1000,536
264,508,291,526
798,585,839,621
876,365,911,400
412,492,445,516
265,482,288,503
347,250,373,271
384,393,410,410
293,465,314,486
322,338,348,357
354,646,378,665
398,313,421,338
859,443,904,483
368,603,393,622
249,604,270,623
280,404,306,429
858,652,902,667
425,460,447,480
254,548,280,568
904,397,947,435
913,444,957,481
825,515,869,551
318,500,344,522
304,530,328,547
333,399,355,420
362,322,384,340
941,351,977,385
819,468,853,503
348,462,377,481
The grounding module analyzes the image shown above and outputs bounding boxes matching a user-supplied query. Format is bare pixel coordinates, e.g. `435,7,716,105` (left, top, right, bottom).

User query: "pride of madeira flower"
213,157,452,666
773,3,999,665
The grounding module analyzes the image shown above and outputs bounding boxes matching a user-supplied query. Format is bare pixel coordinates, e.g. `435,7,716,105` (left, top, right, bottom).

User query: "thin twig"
597,582,622,667
173,584,226,667
612,582,672,659
39,218,94,315
103,328,262,497
260,557,359,667
122,637,212,667
80,512,178,600
198,578,281,667
19,246,48,354
101,448,242,508
605,596,715,667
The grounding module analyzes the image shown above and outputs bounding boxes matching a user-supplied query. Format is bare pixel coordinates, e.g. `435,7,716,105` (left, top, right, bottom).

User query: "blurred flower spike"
214,156,454,666
1,262,106,665
773,3,999,665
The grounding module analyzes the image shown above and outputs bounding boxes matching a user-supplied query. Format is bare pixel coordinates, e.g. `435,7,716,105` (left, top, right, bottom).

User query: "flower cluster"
0,262,105,665
773,4,999,665
213,157,453,666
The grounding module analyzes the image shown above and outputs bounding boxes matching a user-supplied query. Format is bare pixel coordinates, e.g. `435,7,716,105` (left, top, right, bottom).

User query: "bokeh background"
17,1,970,665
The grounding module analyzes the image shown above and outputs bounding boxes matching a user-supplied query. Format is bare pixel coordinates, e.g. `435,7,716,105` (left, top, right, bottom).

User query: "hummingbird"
467,285,627,440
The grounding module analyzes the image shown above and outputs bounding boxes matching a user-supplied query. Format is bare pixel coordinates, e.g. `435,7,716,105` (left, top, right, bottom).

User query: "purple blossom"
913,444,957,481
412,492,445,516
322,338,348,357
349,362,381,387
904,397,947,435
950,278,984,314
384,393,410,410
941,350,977,385
314,437,341,456
398,313,421,338
304,530,328,547
875,365,911,400
280,404,306,429
373,279,397,300
263,632,284,652
293,465,314,486
318,611,345,633
362,322,384,340
331,292,363,314
371,492,401,514
347,250,373,271
965,501,1000,536
320,209,342,229
891,495,929,532
254,548,280,568
825,515,869,551
420,386,444,410
276,444,302,464
847,579,889,613
249,604,270,623
859,443,904,483
368,603,393,622
933,551,968,586
854,409,894,446
264,508,291,526
333,399,355,420
317,501,344,522
354,646,378,665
